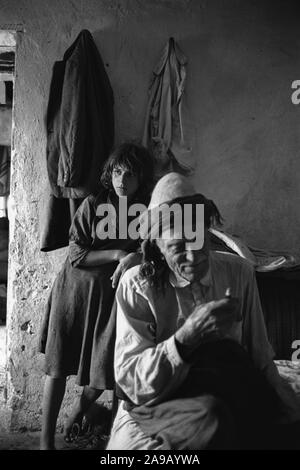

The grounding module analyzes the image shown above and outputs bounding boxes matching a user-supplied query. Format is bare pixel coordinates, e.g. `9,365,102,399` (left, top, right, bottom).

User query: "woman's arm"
77,249,128,267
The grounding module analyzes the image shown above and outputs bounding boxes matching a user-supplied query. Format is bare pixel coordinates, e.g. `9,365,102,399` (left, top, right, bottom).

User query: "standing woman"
39,142,154,450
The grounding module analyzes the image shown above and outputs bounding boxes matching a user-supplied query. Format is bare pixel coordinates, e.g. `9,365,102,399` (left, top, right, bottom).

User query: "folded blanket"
276,360,300,399
209,228,300,272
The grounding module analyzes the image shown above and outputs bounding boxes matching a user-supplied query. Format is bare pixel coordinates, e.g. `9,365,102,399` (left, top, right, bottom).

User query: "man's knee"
191,396,238,450
107,405,163,450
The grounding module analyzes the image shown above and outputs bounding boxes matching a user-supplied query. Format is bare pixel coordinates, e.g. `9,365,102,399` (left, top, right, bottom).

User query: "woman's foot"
63,402,84,443
63,387,103,443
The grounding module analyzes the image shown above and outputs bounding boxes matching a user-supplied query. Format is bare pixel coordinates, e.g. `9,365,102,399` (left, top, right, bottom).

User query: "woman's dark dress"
39,190,142,389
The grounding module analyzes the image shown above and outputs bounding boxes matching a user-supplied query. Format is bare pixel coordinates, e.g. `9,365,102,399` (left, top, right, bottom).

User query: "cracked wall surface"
0,0,299,430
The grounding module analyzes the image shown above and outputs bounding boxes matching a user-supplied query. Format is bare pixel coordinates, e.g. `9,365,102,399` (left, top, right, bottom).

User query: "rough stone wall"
0,0,299,430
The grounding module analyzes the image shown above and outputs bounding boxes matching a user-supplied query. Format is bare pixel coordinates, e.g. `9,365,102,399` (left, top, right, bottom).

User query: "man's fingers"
192,298,241,326
211,297,239,309
207,310,236,326
194,298,238,317
210,298,240,315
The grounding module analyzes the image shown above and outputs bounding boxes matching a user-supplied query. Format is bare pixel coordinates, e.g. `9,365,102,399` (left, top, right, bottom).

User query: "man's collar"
169,257,212,288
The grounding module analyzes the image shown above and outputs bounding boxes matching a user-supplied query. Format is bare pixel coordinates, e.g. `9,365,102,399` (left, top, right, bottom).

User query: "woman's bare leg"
40,376,66,450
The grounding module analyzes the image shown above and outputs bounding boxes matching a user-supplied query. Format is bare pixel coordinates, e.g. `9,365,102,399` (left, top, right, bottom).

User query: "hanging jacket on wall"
142,37,190,178
40,29,114,252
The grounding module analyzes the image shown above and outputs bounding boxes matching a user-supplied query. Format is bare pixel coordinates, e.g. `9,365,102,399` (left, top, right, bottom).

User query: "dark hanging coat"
40,29,114,252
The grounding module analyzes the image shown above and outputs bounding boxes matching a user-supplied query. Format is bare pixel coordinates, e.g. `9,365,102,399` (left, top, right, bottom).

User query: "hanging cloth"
40,30,114,252
0,145,10,197
142,37,190,176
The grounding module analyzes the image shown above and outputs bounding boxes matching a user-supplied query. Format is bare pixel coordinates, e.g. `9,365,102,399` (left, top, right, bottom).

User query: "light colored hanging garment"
142,37,191,177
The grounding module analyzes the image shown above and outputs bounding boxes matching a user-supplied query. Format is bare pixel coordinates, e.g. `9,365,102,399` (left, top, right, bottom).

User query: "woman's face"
112,165,139,199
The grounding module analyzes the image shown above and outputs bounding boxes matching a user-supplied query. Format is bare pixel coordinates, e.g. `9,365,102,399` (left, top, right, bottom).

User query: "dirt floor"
0,402,112,450
0,427,109,450
0,431,68,450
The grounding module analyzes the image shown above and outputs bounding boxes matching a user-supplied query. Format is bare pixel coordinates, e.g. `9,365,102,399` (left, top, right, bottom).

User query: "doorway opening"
0,30,15,397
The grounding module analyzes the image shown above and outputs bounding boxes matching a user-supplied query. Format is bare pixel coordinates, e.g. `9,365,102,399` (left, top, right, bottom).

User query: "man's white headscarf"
139,172,221,245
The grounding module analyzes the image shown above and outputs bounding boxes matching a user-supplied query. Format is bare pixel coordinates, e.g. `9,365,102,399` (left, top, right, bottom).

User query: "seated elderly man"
107,172,300,450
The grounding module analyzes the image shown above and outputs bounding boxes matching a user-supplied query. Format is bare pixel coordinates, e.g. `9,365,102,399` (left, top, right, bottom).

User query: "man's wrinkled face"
156,228,210,283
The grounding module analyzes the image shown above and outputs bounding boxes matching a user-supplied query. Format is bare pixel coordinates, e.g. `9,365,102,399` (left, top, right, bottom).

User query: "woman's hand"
110,252,142,288
113,250,129,262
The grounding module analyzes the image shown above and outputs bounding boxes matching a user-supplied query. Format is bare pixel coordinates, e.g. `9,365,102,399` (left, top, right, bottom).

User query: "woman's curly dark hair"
100,142,155,198
139,194,223,291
